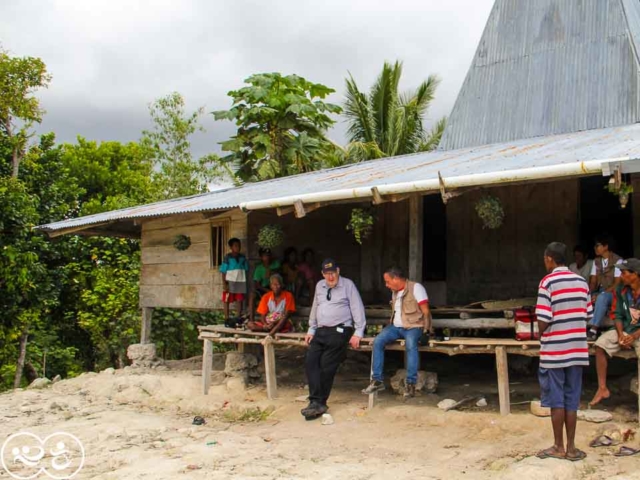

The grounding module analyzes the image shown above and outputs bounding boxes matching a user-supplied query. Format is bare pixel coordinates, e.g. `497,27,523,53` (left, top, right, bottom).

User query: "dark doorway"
422,195,447,280
579,176,633,258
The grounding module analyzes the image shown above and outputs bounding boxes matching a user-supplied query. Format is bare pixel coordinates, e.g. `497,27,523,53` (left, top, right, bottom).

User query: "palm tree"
343,61,446,160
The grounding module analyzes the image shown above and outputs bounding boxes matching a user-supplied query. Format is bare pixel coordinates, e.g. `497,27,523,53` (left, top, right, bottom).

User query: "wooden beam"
46,221,115,238
263,336,278,399
495,346,510,416
390,194,410,203
277,206,295,217
409,195,424,281
141,307,153,344
294,200,306,218
371,187,385,205
202,339,213,395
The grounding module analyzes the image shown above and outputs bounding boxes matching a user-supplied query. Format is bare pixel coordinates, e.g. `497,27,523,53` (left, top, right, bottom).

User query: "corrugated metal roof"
439,0,640,151
38,123,640,233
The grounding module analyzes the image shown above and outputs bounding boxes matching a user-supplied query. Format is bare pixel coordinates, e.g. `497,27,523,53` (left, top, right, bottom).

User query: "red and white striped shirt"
535,267,592,368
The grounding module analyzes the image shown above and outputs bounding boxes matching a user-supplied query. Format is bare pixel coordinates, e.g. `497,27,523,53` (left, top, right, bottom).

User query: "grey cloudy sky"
1,0,495,157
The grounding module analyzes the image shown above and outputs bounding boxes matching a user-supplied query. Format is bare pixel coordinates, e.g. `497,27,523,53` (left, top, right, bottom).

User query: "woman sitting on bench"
246,274,295,336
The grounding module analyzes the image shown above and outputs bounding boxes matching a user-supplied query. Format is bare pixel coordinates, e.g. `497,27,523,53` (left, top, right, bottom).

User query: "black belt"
318,324,353,330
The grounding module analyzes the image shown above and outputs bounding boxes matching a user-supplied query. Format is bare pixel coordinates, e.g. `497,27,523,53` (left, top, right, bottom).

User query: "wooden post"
495,346,510,416
141,307,153,344
368,391,378,409
263,336,277,399
408,195,424,281
202,339,213,395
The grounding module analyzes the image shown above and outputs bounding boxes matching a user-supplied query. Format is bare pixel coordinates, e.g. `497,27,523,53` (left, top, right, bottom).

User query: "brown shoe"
403,383,416,399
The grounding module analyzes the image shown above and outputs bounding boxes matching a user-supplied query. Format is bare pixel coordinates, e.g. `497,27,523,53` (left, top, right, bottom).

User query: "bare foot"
589,388,610,406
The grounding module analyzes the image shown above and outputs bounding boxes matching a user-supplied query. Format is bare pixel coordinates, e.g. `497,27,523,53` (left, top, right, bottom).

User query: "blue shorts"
538,366,583,411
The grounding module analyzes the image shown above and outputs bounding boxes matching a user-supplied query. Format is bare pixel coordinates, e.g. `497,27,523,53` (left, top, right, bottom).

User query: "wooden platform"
198,325,639,417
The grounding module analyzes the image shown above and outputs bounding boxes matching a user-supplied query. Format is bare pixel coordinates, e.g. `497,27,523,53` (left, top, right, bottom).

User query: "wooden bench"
198,325,639,416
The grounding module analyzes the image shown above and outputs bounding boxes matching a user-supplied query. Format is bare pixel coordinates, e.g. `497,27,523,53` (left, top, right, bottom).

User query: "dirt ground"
1,349,639,480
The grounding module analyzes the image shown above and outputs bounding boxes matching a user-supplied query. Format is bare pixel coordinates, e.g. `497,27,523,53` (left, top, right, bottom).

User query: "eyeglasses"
326,288,332,301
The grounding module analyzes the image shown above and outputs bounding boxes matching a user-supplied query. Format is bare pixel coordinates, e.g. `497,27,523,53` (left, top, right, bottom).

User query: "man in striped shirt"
535,242,592,462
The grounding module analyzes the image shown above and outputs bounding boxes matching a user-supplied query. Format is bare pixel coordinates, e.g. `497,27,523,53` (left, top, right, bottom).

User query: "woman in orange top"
247,274,296,335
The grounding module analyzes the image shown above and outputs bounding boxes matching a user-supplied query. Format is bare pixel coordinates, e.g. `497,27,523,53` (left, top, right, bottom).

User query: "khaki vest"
390,280,425,329
595,252,622,290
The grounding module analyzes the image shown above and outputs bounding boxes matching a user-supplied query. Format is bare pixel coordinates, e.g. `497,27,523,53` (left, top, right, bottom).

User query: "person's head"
284,246,298,264
573,245,588,268
543,242,567,272
594,234,613,257
228,237,241,254
302,248,315,264
269,273,284,295
383,266,407,292
617,258,640,287
321,258,340,288
259,247,272,264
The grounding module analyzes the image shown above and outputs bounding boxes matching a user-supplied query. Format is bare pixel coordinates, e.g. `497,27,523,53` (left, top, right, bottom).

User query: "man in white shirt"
588,235,623,340
568,245,593,282
362,266,431,399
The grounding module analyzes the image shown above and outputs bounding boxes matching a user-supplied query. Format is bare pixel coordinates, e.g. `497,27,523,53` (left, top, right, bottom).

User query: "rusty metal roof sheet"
38,123,640,234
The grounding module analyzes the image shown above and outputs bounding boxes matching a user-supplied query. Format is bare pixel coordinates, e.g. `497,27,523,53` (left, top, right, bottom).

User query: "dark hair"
284,246,298,262
384,266,406,279
594,234,613,249
228,237,241,248
258,247,272,256
302,248,314,259
544,242,567,265
573,245,587,256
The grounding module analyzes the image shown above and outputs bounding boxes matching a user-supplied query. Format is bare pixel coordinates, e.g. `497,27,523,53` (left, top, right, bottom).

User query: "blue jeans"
589,290,613,328
371,325,422,384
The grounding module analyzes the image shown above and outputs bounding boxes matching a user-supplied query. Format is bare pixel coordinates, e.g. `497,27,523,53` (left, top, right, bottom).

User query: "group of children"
219,238,319,335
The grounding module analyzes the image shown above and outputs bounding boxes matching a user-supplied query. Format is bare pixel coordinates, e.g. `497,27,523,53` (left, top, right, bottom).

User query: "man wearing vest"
588,235,623,340
362,266,431,399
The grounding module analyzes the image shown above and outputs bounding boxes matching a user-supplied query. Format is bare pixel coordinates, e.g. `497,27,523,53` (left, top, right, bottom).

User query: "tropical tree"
141,92,228,199
343,61,446,160
213,73,343,182
0,49,51,178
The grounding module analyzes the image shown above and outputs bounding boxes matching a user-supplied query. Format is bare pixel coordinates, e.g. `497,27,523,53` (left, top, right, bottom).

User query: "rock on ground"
224,352,260,382
631,377,638,395
127,343,164,368
390,370,438,393
28,378,51,389
530,400,550,417
437,399,457,410
498,456,579,480
577,409,613,423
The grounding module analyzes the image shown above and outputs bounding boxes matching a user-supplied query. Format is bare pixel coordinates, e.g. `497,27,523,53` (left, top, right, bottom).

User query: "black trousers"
305,326,353,405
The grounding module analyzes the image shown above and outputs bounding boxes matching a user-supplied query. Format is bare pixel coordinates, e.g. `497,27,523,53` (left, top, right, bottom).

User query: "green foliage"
214,73,343,181
257,224,285,248
347,208,374,244
344,61,446,160
475,195,505,229
173,234,191,251
0,49,51,177
142,92,229,198
606,180,634,195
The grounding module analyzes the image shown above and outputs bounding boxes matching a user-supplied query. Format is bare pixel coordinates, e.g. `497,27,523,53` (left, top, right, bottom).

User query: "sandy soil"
1,351,639,480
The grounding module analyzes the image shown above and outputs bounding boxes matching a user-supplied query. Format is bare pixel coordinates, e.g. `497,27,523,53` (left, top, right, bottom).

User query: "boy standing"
220,238,248,322
535,242,592,462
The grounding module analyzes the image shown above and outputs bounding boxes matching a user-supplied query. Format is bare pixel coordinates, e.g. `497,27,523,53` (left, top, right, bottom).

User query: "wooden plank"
141,307,153,344
141,243,210,265
202,339,213,395
142,224,211,247
495,346,510,416
409,195,424,282
263,337,278,399
368,392,377,409
141,263,212,286
140,284,214,309
294,200,306,218
371,187,385,205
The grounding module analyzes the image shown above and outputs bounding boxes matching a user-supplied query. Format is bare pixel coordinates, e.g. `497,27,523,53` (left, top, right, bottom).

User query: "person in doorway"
569,245,593,282
248,248,281,322
281,247,300,295
362,266,431,399
247,274,295,336
302,259,366,420
589,258,640,406
297,248,320,305
588,235,623,340
535,242,592,462
219,238,249,322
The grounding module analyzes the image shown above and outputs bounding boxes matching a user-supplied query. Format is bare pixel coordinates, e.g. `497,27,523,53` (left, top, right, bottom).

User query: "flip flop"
536,447,565,460
565,449,587,462
589,435,617,448
614,446,640,457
